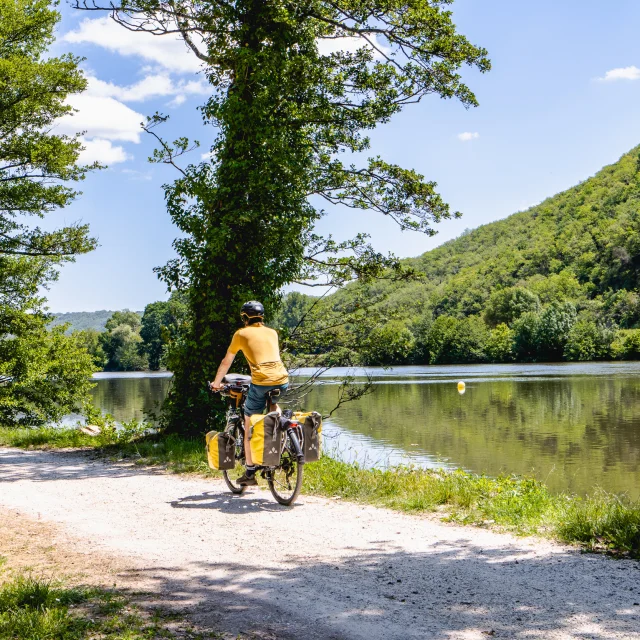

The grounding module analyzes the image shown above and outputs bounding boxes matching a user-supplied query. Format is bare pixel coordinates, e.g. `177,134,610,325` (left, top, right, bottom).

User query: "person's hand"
210,381,222,391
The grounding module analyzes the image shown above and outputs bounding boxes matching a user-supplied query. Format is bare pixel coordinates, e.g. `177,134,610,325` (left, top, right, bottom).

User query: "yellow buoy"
457,381,466,394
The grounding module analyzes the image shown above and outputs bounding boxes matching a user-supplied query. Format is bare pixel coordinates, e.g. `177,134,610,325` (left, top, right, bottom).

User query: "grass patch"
0,426,98,449
0,573,214,640
3,426,640,558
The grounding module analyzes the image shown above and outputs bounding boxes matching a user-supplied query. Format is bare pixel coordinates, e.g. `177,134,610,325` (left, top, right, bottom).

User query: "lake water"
86,363,640,498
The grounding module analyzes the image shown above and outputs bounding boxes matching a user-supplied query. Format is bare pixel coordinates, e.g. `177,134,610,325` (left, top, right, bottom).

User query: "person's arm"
211,351,236,390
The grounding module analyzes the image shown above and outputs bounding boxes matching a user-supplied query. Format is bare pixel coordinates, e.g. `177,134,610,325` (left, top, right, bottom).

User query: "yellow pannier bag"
249,412,283,466
293,411,322,462
205,431,236,470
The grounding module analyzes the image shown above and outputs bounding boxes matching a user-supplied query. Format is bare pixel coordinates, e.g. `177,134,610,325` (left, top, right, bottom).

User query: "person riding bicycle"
210,301,288,486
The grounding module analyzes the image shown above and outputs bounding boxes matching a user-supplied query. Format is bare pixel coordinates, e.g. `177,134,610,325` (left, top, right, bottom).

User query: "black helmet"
240,300,264,319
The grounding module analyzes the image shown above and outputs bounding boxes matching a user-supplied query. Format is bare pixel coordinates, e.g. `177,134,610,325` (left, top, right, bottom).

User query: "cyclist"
210,301,289,486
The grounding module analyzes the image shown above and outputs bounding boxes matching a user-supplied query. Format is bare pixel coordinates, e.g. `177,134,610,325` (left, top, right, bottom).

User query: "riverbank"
1,426,639,558
84,363,640,497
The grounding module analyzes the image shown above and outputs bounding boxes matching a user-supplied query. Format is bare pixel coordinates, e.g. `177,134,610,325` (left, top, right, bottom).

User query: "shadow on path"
0,448,165,483
169,491,299,514
119,543,640,640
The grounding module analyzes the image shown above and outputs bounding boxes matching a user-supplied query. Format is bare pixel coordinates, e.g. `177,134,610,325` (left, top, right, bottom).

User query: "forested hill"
50,311,141,333
403,143,640,317
288,144,640,364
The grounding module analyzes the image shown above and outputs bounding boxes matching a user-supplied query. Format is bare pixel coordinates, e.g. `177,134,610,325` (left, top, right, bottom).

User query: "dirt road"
1,447,639,639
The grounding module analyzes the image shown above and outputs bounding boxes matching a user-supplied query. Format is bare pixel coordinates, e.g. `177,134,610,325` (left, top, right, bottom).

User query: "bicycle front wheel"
223,424,247,495
268,447,303,506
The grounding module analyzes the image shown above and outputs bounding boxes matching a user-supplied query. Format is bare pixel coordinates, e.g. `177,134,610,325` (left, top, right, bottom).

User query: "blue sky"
47,0,640,312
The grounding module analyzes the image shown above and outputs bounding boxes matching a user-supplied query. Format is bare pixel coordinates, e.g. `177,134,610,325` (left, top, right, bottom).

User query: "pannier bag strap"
309,411,321,432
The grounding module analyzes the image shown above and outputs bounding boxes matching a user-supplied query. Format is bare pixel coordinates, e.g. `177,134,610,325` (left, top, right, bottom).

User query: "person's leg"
238,384,267,483
243,414,253,466
272,383,288,415
240,384,288,484
238,413,258,486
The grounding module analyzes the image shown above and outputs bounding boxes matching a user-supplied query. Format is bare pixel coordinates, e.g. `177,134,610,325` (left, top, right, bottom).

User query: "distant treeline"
64,296,186,372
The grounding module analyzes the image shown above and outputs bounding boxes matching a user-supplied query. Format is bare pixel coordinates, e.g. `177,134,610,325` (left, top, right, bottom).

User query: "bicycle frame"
216,382,305,469
213,380,304,505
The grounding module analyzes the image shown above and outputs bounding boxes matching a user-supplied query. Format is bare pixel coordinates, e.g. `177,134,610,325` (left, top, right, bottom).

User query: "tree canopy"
0,0,97,424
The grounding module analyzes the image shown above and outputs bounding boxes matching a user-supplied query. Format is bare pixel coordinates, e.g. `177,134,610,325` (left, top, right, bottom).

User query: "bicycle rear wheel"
268,445,303,506
223,424,247,495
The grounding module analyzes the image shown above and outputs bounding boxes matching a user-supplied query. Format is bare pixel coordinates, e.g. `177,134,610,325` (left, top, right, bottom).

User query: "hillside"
50,310,142,334
290,144,640,364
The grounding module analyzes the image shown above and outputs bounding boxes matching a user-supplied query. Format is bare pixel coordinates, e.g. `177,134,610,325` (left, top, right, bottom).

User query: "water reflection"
306,366,640,498
85,364,640,497
90,372,171,423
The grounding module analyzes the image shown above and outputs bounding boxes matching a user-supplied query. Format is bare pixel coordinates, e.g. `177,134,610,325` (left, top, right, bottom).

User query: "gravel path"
1,447,639,639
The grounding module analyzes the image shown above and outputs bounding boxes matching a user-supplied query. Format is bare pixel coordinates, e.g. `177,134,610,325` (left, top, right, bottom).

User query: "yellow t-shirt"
228,324,289,385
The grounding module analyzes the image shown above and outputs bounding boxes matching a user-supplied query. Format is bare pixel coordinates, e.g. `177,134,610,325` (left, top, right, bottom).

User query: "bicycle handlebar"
207,381,249,394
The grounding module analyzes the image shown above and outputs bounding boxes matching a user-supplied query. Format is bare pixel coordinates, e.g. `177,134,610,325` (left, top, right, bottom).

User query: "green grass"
0,573,215,640
2,426,640,558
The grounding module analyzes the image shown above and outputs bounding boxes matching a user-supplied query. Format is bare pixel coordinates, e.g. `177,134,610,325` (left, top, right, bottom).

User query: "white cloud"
597,66,640,82
62,16,202,74
200,150,215,161
168,94,187,108
57,94,144,143
121,169,152,181
85,73,208,103
458,132,480,142
79,138,131,165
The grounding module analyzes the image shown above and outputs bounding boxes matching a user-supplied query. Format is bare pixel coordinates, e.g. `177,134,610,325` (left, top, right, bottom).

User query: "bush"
365,320,416,365
427,315,488,364
485,323,515,362
611,329,640,359
564,319,613,361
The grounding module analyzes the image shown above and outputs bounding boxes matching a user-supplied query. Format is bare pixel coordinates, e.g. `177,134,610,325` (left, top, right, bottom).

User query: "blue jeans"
244,383,288,417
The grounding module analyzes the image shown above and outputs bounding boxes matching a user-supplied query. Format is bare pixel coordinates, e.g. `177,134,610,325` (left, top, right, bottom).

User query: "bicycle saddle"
223,374,252,385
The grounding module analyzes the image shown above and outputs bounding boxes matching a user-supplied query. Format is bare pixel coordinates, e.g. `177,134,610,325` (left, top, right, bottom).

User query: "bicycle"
211,374,305,506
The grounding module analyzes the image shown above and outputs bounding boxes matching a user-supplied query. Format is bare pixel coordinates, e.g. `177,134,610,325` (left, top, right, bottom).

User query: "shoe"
237,472,258,486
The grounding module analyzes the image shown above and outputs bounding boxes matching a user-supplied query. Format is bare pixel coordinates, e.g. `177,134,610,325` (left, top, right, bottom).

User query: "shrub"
427,315,488,364
365,320,416,365
485,323,515,362
564,319,613,361
611,329,640,359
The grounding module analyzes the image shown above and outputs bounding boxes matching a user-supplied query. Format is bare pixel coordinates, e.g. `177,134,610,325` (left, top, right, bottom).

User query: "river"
85,363,640,498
